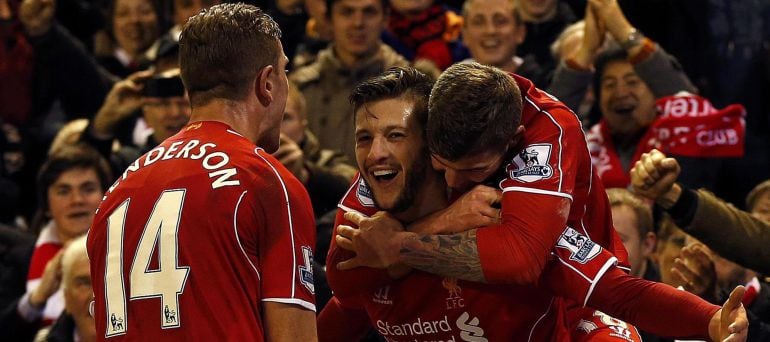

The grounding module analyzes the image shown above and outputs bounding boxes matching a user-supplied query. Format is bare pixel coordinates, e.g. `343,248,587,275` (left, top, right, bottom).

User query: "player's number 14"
103,190,191,337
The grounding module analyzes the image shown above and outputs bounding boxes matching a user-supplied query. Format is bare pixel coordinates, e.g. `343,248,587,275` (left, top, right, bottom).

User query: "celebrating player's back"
86,4,317,341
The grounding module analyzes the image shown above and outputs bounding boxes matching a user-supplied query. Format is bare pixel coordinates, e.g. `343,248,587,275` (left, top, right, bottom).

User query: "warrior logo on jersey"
299,246,315,294
356,178,375,207
556,227,601,264
507,144,553,182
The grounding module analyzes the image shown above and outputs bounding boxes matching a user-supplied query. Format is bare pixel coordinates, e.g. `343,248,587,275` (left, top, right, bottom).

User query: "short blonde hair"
550,20,584,59
606,188,653,238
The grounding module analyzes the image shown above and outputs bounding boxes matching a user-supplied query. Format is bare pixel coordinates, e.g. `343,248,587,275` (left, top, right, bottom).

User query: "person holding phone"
76,68,189,176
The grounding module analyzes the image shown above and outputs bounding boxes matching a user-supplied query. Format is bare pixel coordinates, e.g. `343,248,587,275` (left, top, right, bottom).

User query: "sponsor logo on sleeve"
576,319,598,334
556,227,601,264
298,246,314,294
356,178,375,207
506,144,554,183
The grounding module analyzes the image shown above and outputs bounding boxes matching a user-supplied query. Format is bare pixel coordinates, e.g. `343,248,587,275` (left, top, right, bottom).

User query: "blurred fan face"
113,0,159,57
330,0,387,62
612,204,648,277
599,61,656,135
463,0,525,70
142,96,191,142
518,0,556,22
48,168,103,239
63,253,94,331
281,92,307,144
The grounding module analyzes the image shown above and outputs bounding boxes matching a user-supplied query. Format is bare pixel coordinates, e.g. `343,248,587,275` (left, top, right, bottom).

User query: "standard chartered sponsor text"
376,312,487,342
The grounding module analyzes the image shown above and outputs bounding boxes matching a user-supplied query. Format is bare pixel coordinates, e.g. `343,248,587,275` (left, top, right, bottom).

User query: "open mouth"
372,169,399,182
481,38,500,49
68,211,91,219
612,104,636,116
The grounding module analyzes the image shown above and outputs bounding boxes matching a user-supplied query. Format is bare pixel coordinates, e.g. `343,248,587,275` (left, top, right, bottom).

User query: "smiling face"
355,97,427,212
330,0,386,65
47,168,103,242
112,0,159,58
599,60,657,136
463,0,525,72
142,95,191,142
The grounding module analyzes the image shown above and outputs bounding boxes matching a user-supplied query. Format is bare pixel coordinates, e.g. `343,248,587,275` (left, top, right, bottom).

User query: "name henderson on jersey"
106,138,241,196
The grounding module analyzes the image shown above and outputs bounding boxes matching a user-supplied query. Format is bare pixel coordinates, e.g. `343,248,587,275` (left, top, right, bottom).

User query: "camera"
143,75,185,98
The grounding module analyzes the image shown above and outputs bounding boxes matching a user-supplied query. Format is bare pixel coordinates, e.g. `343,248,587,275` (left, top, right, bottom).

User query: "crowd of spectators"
0,0,769,340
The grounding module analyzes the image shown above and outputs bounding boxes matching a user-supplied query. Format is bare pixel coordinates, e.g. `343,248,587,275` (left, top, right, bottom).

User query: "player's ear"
255,65,276,106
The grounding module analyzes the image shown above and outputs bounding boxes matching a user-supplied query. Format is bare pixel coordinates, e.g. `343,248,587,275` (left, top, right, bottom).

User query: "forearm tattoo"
399,230,486,282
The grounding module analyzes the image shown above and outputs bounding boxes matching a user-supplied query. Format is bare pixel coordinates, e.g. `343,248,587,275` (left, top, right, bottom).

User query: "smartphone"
143,75,185,98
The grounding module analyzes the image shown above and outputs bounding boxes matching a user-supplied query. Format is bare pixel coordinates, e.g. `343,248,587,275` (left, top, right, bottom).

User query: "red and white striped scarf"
587,93,746,189
27,221,64,325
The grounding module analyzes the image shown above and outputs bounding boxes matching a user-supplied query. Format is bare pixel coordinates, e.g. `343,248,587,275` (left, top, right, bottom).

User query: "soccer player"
321,66,643,341
86,4,317,340
332,64,747,340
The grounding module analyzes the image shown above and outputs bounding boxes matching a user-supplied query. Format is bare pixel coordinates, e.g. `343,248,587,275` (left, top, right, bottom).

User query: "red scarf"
0,11,34,126
644,93,745,158
389,4,453,69
587,93,746,189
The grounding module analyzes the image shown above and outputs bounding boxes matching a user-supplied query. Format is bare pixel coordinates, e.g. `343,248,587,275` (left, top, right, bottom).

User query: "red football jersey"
476,74,629,284
325,74,716,340
87,121,316,340
327,175,631,341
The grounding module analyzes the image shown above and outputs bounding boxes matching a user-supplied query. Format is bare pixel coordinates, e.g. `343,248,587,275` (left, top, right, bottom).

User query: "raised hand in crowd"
630,149,682,208
570,2,605,69
588,0,647,57
91,70,154,139
28,250,64,308
674,243,719,303
19,0,54,36
273,134,309,183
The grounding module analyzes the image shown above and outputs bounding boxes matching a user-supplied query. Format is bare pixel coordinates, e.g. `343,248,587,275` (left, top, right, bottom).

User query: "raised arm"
631,149,770,274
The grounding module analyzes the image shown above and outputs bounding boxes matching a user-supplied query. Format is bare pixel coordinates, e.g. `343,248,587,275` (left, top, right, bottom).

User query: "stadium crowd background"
0,0,769,340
